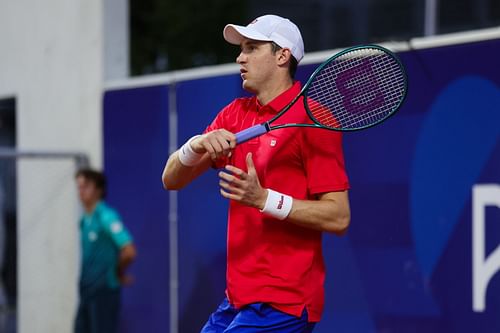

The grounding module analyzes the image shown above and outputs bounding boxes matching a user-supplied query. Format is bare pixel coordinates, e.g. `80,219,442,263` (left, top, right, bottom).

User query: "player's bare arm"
286,191,350,235
162,150,211,190
162,129,236,190
117,243,137,285
219,152,351,235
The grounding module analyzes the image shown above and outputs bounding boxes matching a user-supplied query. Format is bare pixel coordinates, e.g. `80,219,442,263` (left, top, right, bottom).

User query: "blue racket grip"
235,124,269,144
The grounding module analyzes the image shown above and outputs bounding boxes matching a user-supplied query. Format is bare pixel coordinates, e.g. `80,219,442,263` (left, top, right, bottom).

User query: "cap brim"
223,24,272,45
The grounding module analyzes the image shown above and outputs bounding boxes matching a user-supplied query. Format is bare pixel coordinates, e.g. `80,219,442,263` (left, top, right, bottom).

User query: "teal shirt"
80,201,133,297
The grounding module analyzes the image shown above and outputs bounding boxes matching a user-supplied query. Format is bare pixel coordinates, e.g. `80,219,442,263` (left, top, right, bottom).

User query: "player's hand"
218,152,268,209
118,273,134,286
190,129,236,161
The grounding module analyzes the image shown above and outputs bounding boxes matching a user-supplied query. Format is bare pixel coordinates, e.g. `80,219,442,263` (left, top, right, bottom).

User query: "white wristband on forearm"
178,135,204,166
260,189,293,220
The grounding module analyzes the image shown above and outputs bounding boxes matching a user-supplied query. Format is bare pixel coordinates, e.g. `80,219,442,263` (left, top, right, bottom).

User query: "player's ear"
277,48,292,66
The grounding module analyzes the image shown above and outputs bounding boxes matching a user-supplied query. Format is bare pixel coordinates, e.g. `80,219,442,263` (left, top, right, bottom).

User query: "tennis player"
162,14,350,333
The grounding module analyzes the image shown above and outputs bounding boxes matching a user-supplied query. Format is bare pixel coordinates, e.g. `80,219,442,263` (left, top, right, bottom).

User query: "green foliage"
130,0,247,75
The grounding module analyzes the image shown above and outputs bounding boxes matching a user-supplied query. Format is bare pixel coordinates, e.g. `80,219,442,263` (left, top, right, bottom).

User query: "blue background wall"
103,38,500,332
103,86,171,332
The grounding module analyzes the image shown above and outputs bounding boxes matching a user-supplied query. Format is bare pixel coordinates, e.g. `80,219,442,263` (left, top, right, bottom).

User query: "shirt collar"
84,200,104,218
254,81,302,113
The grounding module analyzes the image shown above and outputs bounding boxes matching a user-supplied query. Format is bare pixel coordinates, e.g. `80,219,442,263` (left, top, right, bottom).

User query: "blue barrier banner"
103,86,171,333
104,37,500,333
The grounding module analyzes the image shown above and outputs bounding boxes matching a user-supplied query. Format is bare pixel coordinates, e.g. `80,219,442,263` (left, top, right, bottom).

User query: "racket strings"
313,54,400,127
306,48,406,130
314,59,400,127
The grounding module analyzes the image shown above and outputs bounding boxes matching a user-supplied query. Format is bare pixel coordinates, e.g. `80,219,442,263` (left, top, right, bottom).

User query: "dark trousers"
74,287,121,333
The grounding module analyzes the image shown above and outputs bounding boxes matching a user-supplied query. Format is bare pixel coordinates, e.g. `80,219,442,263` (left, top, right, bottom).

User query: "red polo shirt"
204,81,350,322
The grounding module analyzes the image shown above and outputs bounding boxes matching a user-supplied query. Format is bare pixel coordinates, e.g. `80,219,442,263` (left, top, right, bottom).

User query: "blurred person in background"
162,14,350,333
74,169,137,333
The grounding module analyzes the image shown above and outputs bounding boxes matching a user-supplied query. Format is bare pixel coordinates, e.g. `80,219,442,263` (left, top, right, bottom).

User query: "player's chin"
242,81,257,93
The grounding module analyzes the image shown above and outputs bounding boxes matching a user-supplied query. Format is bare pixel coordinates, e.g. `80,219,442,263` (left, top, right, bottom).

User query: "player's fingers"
210,129,235,147
193,130,235,160
217,137,233,156
211,131,236,158
201,142,217,161
220,188,231,199
224,165,248,181
218,170,244,187
204,137,227,160
220,187,241,200
219,179,244,195
219,180,232,192
216,137,235,157
219,129,237,148
245,153,256,176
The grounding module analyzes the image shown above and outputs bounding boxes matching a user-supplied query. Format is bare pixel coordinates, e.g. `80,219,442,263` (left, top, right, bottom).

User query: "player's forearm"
118,243,137,272
285,194,350,235
162,151,211,190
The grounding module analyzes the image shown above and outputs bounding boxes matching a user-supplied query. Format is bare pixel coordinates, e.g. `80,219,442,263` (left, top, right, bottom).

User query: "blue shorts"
200,298,316,333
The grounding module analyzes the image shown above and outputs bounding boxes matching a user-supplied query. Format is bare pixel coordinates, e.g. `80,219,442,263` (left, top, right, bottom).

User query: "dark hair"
75,168,107,198
270,42,298,78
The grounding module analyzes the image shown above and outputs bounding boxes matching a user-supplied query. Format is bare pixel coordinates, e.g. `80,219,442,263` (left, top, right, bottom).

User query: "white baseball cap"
223,14,305,63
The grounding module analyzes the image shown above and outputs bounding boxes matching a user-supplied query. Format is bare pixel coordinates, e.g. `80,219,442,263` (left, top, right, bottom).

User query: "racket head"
302,45,407,131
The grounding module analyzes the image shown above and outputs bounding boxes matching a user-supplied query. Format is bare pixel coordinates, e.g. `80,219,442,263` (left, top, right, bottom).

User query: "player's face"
237,39,279,93
76,176,101,208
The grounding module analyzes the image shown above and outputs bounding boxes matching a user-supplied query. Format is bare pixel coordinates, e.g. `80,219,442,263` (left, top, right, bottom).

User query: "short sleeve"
100,209,133,248
302,128,350,195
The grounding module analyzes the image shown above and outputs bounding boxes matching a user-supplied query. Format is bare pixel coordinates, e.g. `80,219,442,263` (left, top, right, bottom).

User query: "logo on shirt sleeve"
110,222,124,233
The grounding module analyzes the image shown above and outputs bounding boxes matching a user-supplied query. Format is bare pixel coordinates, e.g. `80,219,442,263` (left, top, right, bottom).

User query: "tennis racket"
235,44,407,144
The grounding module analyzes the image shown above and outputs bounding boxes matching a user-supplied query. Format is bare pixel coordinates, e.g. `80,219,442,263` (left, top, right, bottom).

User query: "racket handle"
235,124,269,144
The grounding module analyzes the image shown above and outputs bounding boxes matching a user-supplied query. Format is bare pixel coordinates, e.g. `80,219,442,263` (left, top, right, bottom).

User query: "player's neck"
257,77,293,106
83,200,99,214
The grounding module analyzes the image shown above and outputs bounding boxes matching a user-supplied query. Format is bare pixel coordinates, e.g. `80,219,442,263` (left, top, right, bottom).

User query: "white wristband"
178,135,204,166
260,189,293,220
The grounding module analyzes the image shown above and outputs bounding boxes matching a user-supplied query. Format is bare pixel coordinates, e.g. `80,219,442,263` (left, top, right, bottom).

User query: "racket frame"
235,44,408,143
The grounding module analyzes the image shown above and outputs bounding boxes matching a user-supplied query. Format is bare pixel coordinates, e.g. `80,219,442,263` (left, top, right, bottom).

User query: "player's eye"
241,44,257,53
